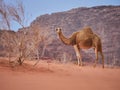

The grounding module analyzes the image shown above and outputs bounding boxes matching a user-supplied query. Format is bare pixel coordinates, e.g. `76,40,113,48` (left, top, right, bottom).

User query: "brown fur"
56,27,104,68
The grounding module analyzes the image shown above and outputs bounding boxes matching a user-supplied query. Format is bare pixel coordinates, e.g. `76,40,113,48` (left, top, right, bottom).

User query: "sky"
5,0,120,31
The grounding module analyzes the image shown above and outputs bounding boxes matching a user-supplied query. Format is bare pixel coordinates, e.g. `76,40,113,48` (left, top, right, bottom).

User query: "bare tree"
40,28,53,57
0,0,13,62
0,0,29,65
32,26,53,66
0,0,11,30
0,0,54,66
8,0,25,28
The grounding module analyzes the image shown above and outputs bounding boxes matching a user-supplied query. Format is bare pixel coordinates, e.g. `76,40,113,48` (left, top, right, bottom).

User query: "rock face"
1,6,120,65
30,6,120,65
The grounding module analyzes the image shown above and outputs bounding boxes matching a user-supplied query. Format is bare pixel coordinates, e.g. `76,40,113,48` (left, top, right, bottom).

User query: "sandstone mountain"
30,5,120,65
0,6,120,65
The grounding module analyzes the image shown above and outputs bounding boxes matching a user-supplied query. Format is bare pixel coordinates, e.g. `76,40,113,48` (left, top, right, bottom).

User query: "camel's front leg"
73,45,82,66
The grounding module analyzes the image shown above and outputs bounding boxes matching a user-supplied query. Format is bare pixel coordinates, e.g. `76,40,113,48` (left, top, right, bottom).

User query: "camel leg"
94,48,98,68
76,54,82,66
79,54,82,66
100,51,104,68
73,45,82,66
77,55,80,66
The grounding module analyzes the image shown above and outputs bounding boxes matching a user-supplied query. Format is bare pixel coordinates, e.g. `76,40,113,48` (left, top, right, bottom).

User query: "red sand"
0,59,120,90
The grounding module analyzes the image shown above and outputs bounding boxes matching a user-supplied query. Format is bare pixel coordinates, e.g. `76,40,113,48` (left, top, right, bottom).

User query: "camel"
56,27,104,68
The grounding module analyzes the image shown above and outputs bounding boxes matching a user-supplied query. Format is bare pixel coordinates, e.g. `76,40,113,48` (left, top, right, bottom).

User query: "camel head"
56,28,62,34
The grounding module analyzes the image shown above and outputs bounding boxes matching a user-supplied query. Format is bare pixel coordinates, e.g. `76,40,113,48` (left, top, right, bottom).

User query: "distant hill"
1,6,120,65
30,5,120,65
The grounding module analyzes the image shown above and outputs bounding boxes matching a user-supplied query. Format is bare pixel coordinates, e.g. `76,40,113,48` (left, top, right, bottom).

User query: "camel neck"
58,31,71,45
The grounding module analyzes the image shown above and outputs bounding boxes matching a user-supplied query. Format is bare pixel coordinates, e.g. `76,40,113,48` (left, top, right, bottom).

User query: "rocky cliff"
30,5,120,65
1,6,120,65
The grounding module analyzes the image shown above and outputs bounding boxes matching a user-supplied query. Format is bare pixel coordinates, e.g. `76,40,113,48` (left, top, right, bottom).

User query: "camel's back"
74,27,94,48
77,27,94,39
82,27,93,34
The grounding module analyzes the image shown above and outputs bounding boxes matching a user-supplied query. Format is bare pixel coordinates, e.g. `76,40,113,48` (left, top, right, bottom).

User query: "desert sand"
0,59,120,90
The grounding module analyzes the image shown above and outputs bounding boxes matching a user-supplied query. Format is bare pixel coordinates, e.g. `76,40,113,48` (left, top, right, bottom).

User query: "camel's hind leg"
94,48,98,68
94,48,104,68
100,50,104,68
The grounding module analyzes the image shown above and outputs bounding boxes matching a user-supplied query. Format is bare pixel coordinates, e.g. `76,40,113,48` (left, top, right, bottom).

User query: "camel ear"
55,28,58,32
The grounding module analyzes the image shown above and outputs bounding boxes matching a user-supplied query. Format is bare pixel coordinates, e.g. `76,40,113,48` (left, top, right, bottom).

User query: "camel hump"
83,27,93,34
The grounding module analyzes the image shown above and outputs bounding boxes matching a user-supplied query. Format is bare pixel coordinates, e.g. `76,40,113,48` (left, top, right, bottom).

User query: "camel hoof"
93,64,96,68
78,64,82,67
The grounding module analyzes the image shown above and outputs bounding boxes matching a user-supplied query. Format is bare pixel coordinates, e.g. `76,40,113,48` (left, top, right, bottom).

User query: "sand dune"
0,59,120,90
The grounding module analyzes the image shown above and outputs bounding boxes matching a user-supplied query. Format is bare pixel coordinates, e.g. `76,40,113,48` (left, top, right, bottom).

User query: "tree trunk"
36,49,39,60
18,57,22,65
41,45,46,57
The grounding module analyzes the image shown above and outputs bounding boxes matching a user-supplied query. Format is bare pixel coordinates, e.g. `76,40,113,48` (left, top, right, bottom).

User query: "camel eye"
56,28,58,31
